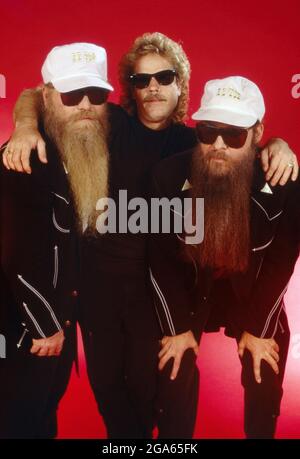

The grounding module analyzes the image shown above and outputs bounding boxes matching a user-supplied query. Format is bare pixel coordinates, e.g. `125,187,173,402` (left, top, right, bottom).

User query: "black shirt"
81,103,197,267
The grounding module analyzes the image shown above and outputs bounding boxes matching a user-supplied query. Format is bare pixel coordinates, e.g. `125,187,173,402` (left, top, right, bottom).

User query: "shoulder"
107,102,129,125
168,123,198,154
270,170,300,203
0,139,54,196
280,174,300,208
172,123,195,138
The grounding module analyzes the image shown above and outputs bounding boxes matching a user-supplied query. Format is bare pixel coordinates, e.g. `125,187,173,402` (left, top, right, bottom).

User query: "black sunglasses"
129,69,177,89
195,123,250,149
60,87,109,106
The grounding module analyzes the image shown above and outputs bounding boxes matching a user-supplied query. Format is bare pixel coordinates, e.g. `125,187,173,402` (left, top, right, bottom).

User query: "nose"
213,135,227,149
148,76,160,92
77,94,92,110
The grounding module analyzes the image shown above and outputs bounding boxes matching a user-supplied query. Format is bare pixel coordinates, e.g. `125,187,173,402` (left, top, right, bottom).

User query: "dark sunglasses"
60,87,109,106
195,123,250,149
129,69,177,89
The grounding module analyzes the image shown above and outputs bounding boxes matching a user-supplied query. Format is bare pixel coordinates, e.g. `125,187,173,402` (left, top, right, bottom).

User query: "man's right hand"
3,125,47,174
158,330,199,380
30,329,65,357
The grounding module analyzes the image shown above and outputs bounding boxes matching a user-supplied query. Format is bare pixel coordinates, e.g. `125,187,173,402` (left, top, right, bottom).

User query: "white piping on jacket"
52,192,70,205
22,302,46,338
53,245,58,289
18,275,61,331
271,302,285,339
252,237,274,252
149,268,176,336
260,285,288,338
251,197,283,221
52,209,70,233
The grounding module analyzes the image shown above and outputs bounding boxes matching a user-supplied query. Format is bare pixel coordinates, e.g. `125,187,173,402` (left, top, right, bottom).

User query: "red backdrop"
0,0,299,438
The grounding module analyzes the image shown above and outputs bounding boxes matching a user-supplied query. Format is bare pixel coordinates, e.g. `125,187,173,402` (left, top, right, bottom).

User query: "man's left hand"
261,138,298,186
158,330,199,380
238,331,279,384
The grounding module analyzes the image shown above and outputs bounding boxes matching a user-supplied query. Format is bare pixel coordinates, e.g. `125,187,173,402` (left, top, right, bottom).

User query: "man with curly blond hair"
2,33,297,439
119,32,190,124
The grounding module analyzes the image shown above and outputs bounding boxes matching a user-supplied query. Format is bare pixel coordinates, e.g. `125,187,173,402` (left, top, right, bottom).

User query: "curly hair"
118,32,191,124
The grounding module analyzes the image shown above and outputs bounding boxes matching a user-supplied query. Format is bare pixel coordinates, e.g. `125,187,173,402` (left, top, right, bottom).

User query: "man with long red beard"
0,43,112,438
149,76,300,438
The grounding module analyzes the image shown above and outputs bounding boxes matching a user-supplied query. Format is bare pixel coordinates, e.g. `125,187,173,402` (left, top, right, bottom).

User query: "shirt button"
65,320,71,328
190,311,195,316
203,296,207,301
71,290,78,297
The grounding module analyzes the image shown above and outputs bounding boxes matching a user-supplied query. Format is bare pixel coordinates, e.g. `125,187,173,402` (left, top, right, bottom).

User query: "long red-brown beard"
44,105,109,235
188,144,256,274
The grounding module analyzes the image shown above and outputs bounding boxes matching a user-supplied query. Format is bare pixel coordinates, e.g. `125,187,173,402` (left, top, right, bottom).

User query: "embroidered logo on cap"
217,87,241,99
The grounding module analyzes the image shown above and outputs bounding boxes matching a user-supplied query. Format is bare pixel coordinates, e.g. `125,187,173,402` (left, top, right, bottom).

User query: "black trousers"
0,323,75,439
155,349,199,439
80,262,161,439
155,306,290,440
240,309,290,439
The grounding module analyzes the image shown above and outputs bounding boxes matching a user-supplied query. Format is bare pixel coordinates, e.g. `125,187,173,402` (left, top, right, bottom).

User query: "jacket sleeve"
244,178,300,338
0,161,63,339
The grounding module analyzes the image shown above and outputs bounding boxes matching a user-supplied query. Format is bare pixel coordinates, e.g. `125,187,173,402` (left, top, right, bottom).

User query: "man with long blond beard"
2,34,299,439
149,76,300,438
0,43,112,438
43,84,109,233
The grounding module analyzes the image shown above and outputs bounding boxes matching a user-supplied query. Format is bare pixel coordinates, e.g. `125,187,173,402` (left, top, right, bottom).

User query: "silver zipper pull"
17,327,29,349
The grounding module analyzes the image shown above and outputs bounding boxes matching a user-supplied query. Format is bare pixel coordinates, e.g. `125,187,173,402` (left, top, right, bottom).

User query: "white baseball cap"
41,42,114,93
192,76,265,127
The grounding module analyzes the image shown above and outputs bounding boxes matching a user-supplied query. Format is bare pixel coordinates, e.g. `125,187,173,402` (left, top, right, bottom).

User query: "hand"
261,138,298,186
238,331,279,384
2,125,47,174
158,330,199,380
30,329,65,357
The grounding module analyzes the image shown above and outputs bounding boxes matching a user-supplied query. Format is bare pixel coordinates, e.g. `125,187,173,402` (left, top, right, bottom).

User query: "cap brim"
191,108,257,128
52,74,113,93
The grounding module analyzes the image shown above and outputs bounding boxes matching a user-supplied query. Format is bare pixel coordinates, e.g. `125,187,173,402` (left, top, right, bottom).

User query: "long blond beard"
44,105,109,235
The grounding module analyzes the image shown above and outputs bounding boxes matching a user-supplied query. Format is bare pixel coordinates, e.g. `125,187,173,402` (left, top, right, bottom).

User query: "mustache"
66,111,100,123
206,150,229,161
143,94,167,102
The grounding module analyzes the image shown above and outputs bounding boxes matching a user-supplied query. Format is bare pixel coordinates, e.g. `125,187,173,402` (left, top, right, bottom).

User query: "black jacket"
148,150,300,340
0,141,79,341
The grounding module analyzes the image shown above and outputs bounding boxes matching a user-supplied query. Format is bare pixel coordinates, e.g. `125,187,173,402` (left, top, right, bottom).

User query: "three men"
149,76,300,438
1,33,299,438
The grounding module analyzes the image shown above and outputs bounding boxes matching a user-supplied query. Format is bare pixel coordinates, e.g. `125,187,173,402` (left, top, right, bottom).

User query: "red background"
0,0,299,438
